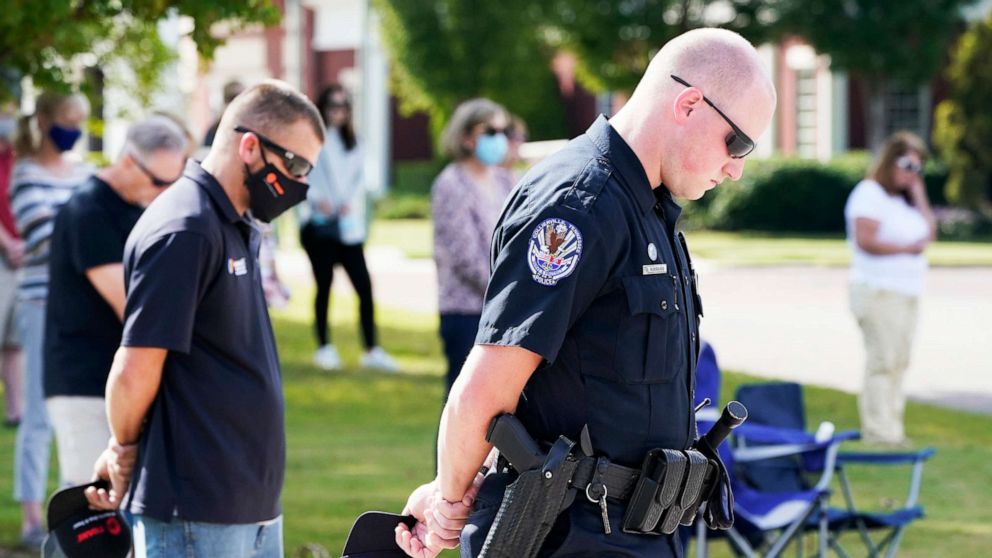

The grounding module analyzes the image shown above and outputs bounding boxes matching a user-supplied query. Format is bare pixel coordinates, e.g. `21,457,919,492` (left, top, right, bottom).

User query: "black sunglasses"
132,154,184,188
895,156,924,176
670,75,756,159
234,126,314,178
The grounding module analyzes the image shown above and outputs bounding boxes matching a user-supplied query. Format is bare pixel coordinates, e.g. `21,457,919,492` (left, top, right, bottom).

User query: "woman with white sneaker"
300,84,396,372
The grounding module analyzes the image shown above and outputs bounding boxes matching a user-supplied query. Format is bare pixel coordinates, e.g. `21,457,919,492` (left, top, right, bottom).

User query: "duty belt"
479,403,745,558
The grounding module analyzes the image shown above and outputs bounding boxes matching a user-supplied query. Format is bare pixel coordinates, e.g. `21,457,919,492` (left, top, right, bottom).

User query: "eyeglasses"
482,126,506,136
132,154,184,188
895,156,924,176
670,75,756,159
234,126,315,178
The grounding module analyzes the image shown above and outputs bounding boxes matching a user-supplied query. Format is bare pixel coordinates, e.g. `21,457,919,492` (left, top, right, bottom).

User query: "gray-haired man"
43,115,187,487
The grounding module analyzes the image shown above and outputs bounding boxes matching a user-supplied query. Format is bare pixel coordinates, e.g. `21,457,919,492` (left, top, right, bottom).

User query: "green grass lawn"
0,284,989,556
368,218,992,267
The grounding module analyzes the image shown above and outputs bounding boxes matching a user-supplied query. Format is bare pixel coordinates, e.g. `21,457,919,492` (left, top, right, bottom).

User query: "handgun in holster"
476,416,582,558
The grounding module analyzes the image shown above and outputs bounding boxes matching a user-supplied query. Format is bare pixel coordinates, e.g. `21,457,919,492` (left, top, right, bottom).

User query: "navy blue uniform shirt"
120,160,284,524
474,116,703,554
45,176,144,398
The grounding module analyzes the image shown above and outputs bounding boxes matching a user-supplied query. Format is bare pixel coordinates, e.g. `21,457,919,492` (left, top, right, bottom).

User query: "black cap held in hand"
43,480,132,558
342,512,417,557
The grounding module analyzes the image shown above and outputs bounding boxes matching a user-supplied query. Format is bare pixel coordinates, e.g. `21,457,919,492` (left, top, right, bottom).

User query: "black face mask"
243,152,309,223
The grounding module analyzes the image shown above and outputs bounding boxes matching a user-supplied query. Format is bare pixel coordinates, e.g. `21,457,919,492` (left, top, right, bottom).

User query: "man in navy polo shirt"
85,80,324,558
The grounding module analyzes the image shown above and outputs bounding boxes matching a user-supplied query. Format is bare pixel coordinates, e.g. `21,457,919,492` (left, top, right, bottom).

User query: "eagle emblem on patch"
528,218,583,286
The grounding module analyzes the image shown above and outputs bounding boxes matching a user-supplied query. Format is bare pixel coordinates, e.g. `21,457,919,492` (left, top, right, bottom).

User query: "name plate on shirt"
642,264,668,275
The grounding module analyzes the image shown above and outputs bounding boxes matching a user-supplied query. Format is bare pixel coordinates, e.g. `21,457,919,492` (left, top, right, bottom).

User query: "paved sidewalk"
694,263,992,414
283,247,992,414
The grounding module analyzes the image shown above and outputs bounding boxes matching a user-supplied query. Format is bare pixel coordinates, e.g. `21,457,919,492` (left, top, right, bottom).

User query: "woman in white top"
300,84,396,372
844,131,936,446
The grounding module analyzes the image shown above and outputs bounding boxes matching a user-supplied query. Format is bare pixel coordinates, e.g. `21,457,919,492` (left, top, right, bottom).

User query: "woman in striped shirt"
9,91,92,548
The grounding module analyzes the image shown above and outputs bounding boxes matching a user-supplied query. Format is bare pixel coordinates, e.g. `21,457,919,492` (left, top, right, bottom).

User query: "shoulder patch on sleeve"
528,218,584,286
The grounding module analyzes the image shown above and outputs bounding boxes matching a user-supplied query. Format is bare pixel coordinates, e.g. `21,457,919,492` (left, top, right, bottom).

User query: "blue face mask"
48,124,83,152
475,132,508,166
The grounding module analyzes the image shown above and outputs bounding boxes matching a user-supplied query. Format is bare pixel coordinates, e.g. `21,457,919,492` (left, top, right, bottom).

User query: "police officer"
396,28,776,557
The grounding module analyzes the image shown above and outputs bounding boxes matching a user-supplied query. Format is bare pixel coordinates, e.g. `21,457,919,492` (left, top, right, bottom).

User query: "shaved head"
639,27,775,106
610,28,777,200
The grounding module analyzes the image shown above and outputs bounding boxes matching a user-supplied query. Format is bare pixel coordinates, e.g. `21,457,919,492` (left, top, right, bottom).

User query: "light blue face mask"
475,132,508,166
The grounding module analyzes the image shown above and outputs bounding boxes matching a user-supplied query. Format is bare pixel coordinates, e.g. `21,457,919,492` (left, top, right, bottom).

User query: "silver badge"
642,264,668,275
648,243,658,261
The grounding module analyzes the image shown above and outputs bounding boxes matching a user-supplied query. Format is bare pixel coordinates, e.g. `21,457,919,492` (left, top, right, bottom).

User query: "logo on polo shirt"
227,257,248,276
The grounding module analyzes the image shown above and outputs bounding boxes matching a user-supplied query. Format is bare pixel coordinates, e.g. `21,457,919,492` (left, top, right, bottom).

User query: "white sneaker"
314,345,342,370
361,346,399,372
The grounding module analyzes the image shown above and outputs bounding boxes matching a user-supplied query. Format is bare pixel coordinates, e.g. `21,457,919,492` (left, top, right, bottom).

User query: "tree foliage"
933,12,992,209
770,0,967,84
375,0,565,141
765,0,971,148
544,0,777,94
0,0,279,103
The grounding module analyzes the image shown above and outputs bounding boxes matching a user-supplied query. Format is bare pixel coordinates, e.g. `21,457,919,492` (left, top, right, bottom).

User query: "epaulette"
560,157,612,214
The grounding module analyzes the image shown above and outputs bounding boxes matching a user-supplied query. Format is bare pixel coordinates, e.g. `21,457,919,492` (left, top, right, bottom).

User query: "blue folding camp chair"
817,447,935,558
690,350,856,558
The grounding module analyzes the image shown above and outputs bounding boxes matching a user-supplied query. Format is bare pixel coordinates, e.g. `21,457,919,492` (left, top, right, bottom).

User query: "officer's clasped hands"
396,474,483,557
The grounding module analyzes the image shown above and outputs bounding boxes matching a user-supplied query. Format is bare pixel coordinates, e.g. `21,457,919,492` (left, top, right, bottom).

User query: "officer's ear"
672,88,703,125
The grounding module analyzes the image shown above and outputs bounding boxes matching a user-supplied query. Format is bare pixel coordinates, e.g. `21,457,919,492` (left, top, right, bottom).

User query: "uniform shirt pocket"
615,275,685,384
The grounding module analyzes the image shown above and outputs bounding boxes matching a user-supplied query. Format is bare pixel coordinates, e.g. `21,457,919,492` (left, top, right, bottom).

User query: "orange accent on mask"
265,172,285,195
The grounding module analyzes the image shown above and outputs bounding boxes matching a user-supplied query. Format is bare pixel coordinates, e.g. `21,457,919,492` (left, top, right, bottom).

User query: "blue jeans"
133,514,283,558
13,300,53,503
439,313,481,394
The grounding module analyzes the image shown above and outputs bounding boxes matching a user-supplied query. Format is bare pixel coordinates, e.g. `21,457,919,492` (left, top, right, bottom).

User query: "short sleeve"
121,231,216,353
845,180,887,222
67,205,126,273
475,205,611,363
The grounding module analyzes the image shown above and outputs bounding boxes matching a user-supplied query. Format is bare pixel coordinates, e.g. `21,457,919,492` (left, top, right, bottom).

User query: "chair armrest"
734,424,860,446
733,423,815,445
838,447,936,465
733,442,828,462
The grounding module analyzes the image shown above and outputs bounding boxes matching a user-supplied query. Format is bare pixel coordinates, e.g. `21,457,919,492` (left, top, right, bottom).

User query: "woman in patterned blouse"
431,98,516,394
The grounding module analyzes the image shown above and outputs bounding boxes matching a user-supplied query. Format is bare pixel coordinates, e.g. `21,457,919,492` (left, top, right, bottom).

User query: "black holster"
478,436,580,558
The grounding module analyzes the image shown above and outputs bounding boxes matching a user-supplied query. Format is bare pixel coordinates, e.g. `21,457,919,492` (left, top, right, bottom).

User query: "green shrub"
391,160,446,195
704,157,857,232
374,194,431,220
694,154,949,233
374,160,447,220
